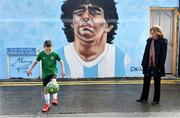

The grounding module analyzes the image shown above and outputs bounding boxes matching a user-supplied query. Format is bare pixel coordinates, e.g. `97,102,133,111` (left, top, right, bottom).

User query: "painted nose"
82,17,90,22
82,10,90,22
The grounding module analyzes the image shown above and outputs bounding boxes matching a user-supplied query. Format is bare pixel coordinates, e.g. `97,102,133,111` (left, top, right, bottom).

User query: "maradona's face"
72,4,110,43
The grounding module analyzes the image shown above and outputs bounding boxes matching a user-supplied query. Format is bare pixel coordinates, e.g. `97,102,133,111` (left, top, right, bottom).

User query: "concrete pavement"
0,79,180,117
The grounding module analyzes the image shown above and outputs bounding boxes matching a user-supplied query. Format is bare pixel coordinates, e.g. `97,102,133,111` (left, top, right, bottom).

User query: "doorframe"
149,7,179,76
178,10,180,76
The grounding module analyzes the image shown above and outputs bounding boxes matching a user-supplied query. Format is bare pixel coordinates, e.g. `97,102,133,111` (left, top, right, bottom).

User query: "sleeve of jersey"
56,53,61,61
36,52,42,61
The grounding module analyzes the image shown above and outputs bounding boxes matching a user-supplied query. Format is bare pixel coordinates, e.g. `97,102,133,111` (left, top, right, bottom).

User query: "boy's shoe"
42,104,50,112
52,99,58,105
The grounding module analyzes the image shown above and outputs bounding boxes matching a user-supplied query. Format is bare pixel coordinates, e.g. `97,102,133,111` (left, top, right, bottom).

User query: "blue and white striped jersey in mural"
57,43,125,78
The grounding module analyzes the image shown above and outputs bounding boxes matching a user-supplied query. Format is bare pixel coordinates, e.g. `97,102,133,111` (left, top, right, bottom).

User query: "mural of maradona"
57,0,126,78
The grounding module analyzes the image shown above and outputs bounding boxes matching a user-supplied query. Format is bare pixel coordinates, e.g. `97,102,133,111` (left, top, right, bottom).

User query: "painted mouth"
80,24,93,32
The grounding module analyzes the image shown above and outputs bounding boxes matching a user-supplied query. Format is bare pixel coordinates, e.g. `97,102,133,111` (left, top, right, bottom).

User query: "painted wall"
0,0,179,79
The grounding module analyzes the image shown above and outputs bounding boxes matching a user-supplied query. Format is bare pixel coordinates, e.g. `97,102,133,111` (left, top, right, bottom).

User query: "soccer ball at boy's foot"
47,81,59,94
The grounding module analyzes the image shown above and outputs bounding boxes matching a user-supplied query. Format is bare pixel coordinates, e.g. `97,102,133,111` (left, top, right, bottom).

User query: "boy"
27,40,65,112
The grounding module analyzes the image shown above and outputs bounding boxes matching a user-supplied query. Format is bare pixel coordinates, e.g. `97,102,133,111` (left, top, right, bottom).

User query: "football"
47,81,59,94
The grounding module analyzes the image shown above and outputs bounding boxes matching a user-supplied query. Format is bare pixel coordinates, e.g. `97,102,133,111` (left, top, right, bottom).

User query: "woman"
137,25,167,105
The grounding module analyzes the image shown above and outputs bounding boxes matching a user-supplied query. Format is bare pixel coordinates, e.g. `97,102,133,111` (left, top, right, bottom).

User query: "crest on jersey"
50,56,55,60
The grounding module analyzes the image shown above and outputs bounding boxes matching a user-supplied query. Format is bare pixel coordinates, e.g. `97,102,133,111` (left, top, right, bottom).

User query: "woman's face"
150,30,158,39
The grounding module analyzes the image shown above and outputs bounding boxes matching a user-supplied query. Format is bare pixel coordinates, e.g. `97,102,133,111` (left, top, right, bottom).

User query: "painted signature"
11,57,32,73
130,66,143,72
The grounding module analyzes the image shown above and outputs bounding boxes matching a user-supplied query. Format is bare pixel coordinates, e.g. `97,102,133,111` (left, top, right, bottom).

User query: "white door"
150,9,173,74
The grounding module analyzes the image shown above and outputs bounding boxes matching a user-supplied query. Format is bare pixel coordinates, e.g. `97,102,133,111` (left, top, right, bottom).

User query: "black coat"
141,37,168,76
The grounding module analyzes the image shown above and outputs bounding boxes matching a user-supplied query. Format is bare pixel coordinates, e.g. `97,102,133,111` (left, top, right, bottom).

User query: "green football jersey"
36,51,61,79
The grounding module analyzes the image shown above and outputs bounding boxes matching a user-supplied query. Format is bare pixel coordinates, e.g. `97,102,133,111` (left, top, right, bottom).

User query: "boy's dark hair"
61,0,119,44
44,40,52,47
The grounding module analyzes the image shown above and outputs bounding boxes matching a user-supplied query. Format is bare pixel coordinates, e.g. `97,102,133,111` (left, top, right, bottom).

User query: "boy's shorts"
42,74,57,86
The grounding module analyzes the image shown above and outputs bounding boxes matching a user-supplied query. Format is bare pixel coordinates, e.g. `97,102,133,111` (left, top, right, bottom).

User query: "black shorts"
42,74,57,86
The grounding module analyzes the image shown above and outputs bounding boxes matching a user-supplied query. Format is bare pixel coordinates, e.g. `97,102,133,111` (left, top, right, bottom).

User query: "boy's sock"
52,78,56,82
53,93,57,99
51,78,58,99
44,93,50,105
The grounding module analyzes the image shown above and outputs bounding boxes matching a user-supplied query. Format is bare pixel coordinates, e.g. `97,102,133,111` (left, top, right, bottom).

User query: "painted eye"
89,10,101,16
73,10,84,16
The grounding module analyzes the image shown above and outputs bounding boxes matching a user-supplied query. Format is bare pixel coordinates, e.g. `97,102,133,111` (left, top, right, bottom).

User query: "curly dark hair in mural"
61,0,119,44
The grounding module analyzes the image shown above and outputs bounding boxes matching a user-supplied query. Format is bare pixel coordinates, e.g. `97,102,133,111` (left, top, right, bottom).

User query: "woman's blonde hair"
150,25,164,38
